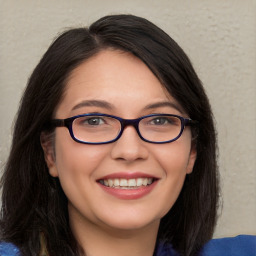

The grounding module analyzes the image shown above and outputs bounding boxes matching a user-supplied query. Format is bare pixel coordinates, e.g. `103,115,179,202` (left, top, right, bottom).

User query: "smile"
98,178,154,189
97,172,159,199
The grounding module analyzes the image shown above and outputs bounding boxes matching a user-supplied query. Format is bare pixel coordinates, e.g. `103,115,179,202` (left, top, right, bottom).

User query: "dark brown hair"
0,14,219,256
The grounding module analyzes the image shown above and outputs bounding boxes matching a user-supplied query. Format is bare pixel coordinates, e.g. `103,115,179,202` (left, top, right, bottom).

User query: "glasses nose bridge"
120,118,140,136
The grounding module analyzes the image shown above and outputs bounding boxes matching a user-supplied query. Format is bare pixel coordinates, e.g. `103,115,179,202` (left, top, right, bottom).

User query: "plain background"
0,0,255,238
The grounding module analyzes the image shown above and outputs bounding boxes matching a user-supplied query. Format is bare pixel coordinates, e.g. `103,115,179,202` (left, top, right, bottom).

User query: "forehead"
56,50,184,117
66,49,164,90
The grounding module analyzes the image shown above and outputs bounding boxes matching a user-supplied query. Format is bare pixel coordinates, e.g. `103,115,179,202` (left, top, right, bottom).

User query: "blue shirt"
0,242,20,256
199,235,256,256
0,235,255,256
155,235,256,256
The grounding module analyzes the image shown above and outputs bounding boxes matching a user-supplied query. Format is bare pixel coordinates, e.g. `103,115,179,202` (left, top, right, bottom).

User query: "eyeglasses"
49,113,198,144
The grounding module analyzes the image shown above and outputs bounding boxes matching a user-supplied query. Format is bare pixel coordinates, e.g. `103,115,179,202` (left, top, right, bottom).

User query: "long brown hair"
0,14,219,256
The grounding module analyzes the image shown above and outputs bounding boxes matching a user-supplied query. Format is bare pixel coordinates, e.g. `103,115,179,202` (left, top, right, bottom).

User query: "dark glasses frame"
49,113,198,144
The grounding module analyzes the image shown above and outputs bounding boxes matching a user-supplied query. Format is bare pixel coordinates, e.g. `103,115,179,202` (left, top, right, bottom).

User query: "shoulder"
156,235,256,256
0,242,20,256
199,235,256,256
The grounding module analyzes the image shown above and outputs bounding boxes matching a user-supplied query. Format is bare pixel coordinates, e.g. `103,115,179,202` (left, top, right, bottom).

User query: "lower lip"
98,181,158,200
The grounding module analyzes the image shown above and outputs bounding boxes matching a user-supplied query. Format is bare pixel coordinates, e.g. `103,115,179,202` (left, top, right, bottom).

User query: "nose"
110,125,149,162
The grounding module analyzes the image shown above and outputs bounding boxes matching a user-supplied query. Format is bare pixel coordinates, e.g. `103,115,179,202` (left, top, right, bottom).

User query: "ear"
40,132,59,177
186,144,197,174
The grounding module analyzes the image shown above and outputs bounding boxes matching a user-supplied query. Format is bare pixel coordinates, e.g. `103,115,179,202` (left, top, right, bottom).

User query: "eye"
145,115,180,127
150,117,170,125
80,117,105,126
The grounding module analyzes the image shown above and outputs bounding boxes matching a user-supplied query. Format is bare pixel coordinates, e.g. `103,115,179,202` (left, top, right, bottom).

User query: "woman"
0,14,254,256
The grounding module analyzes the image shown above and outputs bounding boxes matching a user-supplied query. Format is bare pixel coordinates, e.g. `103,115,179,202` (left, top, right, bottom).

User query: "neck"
69,212,160,256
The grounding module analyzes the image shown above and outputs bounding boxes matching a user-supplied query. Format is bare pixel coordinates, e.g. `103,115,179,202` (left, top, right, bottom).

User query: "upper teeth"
99,178,153,188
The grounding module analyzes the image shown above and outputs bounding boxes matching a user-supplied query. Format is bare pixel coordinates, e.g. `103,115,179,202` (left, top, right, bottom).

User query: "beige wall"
0,0,255,238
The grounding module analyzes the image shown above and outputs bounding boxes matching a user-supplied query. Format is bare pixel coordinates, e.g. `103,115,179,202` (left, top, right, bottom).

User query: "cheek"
53,130,112,221
150,140,193,216
53,129,107,183
154,139,192,175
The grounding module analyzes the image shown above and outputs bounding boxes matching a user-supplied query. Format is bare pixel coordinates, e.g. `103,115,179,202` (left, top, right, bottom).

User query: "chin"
100,214,161,232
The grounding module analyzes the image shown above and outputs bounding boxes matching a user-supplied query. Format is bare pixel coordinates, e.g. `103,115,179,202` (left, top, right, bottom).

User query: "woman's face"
43,50,196,233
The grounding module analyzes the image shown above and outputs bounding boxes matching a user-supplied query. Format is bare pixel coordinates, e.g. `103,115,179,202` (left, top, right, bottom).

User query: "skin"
42,50,197,256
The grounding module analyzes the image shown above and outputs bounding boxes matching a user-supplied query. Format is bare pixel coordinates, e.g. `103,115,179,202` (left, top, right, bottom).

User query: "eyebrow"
144,101,184,113
71,99,183,114
71,100,114,111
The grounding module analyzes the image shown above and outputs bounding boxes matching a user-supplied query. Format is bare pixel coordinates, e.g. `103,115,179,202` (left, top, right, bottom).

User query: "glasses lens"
72,115,121,143
139,115,182,142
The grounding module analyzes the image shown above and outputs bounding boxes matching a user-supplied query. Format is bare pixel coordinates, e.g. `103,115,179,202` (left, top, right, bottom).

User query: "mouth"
98,177,156,189
97,172,159,199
